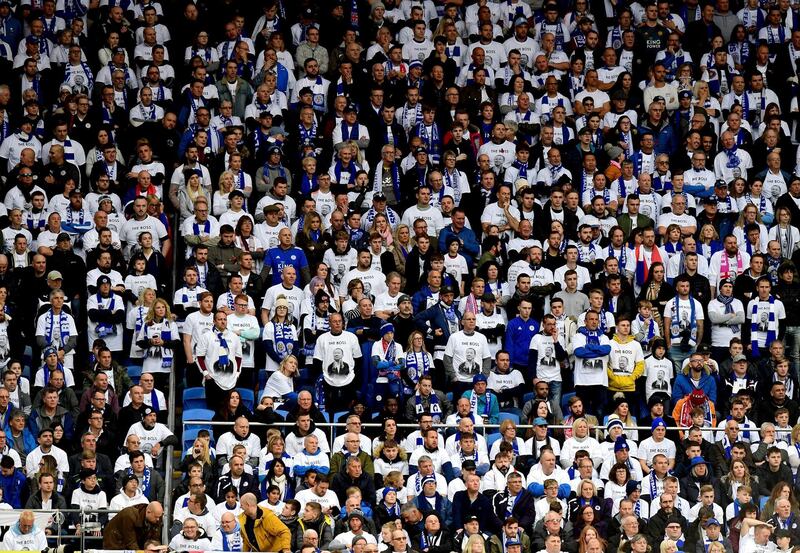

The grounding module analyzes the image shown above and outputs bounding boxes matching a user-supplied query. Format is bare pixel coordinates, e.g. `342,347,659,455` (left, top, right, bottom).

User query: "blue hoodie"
672,370,718,403
0,468,26,508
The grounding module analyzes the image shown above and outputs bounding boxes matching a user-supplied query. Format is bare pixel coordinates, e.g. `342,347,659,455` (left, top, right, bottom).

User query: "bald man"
238,493,292,553
104,501,163,549
1,510,47,550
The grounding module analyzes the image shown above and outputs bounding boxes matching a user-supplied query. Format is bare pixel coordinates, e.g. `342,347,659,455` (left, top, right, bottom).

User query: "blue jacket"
672,371,718,403
5,427,36,458
0,468,26,508
0,15,22,48
413,303,462,350
461,390,500,424
505,317,539,367
638,119,677,155
414,493,453,528
439,225,480,266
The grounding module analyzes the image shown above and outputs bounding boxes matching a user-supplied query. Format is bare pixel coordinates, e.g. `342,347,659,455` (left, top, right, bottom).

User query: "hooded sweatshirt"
607,334,646,392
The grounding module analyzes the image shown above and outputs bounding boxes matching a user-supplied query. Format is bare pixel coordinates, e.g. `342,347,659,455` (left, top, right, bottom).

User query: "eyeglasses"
19,173,32,177
235,303,248,307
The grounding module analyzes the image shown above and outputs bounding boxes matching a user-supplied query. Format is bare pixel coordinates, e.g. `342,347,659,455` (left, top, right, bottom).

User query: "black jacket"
213,472,260,502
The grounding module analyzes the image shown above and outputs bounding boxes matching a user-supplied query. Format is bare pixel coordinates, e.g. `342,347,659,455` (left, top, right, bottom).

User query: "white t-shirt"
445,331,490,383
529,333,562,382
339,267,387,300
745,297,786,349
313,330,362,386
662,296,705,347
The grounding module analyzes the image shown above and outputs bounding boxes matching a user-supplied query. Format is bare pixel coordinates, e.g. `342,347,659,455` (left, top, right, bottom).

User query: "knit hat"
689,389,706,406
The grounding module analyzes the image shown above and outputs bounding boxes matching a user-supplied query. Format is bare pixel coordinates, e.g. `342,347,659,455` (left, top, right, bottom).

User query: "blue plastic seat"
236,388,255,411
486,432,502,450
182,427,216,453
183,387,207,410
561,392,576,418
498,412,520,425
523,392,535,404
183,409,215,434
127,365,143,384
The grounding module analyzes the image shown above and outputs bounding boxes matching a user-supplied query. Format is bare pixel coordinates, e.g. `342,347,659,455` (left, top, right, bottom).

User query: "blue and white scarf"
44,310,71,348
405,351,430,383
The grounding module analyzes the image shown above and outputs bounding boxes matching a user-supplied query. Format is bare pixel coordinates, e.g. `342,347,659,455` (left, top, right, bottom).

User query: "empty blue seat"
486,432,502,450
183,387,207,410
236,388,255,411
127,365,143,384
183,409,215,434
523,392,535,404
498,412,520,425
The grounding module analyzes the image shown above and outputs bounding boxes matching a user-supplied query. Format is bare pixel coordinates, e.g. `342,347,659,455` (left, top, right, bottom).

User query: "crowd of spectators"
0,0,800,553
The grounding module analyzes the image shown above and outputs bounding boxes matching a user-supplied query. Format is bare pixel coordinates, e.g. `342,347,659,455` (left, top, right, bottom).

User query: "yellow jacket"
238,506,291,552
607,334,645,392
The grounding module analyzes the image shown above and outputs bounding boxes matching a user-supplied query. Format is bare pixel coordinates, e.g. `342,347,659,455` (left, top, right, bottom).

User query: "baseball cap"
397,294,412,304
473,374,488,384
732,354,748,363
56,232,71,243
47,270,63,280
96,275,111,286
533,417,549,426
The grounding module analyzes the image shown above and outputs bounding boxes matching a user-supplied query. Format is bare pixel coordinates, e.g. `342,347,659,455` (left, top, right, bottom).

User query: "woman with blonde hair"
213,170,236,217
370,213,394,247
733,203,768,253
179,441,215,483
29,454,65,496
381,224,414,287
716,459,758,506
262,354,299,404
697,224,723,264
177,169,208,222
127,287,157,360
295,211,325,267
259,432,294,476
659,540,677,553
380,470,409,504
136,297,180,382
464,533,486,553
768,206,800,258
